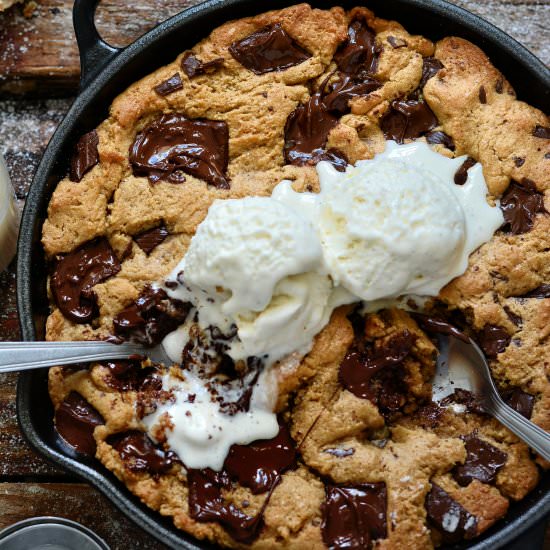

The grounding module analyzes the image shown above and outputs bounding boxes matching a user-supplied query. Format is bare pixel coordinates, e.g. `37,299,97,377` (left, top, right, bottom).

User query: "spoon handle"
0,341,144,373
487,395,550,462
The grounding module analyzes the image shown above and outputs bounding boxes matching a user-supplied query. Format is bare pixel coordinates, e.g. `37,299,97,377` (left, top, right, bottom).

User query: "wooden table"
0,1,548,548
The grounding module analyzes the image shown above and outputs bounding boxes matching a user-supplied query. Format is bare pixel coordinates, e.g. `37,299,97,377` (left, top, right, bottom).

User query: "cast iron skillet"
16,0,550,548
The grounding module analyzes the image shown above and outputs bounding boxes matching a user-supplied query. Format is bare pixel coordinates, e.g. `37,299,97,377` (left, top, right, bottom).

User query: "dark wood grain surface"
0,1,548,548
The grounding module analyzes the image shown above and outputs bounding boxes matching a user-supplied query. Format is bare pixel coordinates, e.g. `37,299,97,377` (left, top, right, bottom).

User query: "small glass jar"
0,154,19,272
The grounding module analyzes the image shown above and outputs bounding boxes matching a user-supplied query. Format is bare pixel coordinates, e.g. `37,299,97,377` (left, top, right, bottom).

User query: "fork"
0,341,173,373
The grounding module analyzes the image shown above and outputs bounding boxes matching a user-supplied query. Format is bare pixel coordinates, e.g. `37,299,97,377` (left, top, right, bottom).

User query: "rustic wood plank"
0,373,64,476
0,483,167,548
0,0,548,96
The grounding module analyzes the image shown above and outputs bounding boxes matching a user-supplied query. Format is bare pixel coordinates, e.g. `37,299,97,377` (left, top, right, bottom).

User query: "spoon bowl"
434,334,550,462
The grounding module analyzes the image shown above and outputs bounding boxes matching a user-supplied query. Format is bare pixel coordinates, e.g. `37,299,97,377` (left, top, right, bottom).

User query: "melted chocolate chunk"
454,433,507,486
477,325,510,358
501,387,534,418
323,447,355,457
425,130,455,151
229,23,311,75
283,91,344,170
224,424,296,494
187,468,264,543
380,99,438,144
103,360,159,392
478,86,487,104
321,483,387,549
339,330,416,402
70,130,99,182
322,72,381,115
500,178,546,234
513,156,525,167
113,285,190,347
334,18,379,77
153,73,183,96
454,157,477,185
134,225,169,254
495,78,504,94
130,113,230,188
520,284,550,298
416,402,446,428
107,430,174,474
440,389,486,415
55,392,104,456
503,306,522,327
532,125,550,139
419,57,444,88
425,483,477,543
51,238,121,324
411,312,468,342
181,52,224,77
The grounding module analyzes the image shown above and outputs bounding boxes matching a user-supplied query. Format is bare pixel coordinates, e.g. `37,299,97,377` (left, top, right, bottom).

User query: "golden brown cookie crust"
44,4,549,549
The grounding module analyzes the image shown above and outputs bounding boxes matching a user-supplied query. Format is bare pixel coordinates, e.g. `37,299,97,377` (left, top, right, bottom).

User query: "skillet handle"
73,0,123,90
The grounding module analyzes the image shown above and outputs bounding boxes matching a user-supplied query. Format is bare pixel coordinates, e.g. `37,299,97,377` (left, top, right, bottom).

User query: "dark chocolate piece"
410,312,468,342
321,483,387,549
50,238,121,324
153,73,183,96
181,52,224,78
419,57,444,88
513,156,525,167
334,18,379,77
519,284,550,299
187,468,264,543
477,325,510,358
322,73,381,115
113,285,190,347
454,433,507,486
70,130,99,182
380,99,438,144
103,360,160,392
130,113,230,188
532,125,550,139
107,430,174,474
224,424,296,494
503,305,522,327
478,86,487,104
416,402,445,428
454,157,477,185
425,130,455,151
283,90,346,170
425,483,477,543
134,225,169,254
339,330,416,401
500,387,534,419
500,178,546,235
495,78,504,94
440,389,487,416
229,23,311,75
55,391,104,456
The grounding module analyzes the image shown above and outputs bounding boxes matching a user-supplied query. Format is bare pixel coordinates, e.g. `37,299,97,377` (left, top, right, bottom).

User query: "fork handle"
487,395,550,462
0,341,144,374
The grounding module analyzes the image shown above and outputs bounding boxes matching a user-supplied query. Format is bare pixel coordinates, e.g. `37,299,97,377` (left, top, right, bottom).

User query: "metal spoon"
0,341,173,373
434,334,550,461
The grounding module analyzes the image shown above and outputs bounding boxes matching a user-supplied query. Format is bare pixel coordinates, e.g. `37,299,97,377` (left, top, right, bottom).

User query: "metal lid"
0,517,110,550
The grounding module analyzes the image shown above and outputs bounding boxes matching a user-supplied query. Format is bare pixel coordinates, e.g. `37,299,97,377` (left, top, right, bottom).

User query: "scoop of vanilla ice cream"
184,197,323,314
318,158,465,299
166,196,334,363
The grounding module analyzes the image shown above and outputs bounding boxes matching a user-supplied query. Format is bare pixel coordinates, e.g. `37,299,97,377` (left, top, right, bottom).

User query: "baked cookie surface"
43,4,549,548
